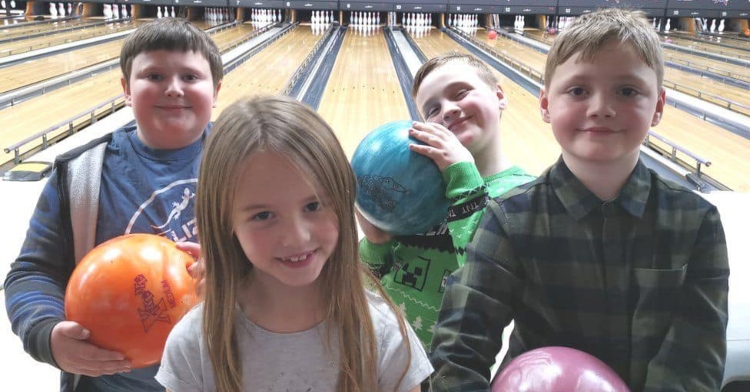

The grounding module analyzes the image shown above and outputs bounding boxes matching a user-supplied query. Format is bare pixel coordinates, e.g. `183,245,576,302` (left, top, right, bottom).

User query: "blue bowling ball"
351,120,450,236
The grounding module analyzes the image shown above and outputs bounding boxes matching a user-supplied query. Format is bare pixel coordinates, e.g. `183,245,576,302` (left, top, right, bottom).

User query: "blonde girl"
156,95,433,392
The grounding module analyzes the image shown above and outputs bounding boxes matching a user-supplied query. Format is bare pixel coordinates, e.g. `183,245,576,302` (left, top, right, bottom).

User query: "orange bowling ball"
65,234,199,368
488,30,498,39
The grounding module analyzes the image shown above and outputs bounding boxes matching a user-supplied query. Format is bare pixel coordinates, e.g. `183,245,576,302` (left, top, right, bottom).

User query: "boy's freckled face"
122,50,219,150
540,41,665,167
415,61,505,153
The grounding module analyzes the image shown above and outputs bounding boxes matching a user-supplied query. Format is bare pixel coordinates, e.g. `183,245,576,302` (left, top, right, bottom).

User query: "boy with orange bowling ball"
4,18,222,392
356,52,534,350
429,8,729,391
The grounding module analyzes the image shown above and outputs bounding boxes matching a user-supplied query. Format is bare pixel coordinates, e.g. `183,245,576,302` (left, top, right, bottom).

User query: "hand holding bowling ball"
65,234,199,369
49,320,133,377
351,120,451,236
493,346,630,392
176,241,205,299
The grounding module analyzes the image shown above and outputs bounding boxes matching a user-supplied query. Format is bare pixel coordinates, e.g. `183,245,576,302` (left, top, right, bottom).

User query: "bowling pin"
171,6,176,18
664,18,670,32
710,18,716,32
718,19,725,32
157,6,162,19
112,3,119,19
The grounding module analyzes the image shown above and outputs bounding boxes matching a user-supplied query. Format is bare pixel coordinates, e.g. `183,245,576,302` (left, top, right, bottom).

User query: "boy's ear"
651,87,666,126
121,77,132,107
212,80,223,108
539,88,551,123
495,83,507,110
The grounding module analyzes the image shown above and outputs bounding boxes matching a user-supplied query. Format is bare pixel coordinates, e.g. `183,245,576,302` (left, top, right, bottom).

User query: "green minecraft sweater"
360,161,534,347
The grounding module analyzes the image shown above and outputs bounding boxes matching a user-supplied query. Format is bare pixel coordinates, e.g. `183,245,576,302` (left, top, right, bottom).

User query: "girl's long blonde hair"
197,95,412,392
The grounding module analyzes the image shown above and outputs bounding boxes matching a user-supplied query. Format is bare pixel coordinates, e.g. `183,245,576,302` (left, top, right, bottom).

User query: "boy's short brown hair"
412,51,498,97
544,8,663,89
120,18,223,88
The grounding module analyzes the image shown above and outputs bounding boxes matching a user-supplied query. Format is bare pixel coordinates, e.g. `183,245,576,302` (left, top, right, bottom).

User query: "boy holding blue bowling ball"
356,52,534,349
429,9,729,391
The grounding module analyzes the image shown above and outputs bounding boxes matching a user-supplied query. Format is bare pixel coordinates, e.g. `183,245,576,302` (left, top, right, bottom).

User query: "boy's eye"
424,107,439,120
252,211,272,221
183,74,199,82
454,89,469,99
618,87,639,97
304,201,321,212
568,87,586,96
146,74,163,81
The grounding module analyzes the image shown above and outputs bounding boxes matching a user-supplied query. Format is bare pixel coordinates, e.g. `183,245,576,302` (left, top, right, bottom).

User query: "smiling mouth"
279,250,315,263
447,116,470,131
581,127,616,133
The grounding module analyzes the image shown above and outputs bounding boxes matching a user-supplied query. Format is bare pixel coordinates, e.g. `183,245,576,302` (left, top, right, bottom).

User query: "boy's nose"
165,78,184,97
588,94,616,118
442,106,461,126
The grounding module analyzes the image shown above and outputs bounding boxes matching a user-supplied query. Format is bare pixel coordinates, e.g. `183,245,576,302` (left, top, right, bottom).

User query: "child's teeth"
288,254,308,262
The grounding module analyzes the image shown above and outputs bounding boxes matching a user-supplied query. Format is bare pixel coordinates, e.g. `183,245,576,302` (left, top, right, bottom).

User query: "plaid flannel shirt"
429,157,729,392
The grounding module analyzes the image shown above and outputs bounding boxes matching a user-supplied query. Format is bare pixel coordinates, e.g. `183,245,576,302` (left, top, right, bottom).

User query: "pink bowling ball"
492,346,630,392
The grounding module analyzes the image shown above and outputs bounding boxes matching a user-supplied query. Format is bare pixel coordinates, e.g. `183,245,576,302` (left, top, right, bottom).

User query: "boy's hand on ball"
408,121,474,171
51,321,132,376
356,209,394,244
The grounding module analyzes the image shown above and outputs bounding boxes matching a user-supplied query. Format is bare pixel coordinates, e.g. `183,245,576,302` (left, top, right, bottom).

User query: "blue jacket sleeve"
4,169,75,369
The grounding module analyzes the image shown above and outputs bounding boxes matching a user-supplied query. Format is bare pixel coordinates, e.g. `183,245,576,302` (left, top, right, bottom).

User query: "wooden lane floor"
0,23,257,167
454,29,750,191
411,27,560,176
1,37,126,94
317,26,411,158
0,20,222,95
662,66,750,116
526,28,750,66
663,35,750,61
668,30,750,51
0,19,137,58
0,17,99,38
524,29,750,112
663,49,750,84
214,24,326,118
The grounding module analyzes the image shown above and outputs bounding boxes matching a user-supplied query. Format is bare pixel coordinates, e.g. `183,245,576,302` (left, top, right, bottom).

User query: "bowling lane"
664,49,750,85
662,35,750,61
0,19,137,58
317,26,411,158
0,16,99,38
498,30,750,111
0,23,258,167
668,30,750,51
410,28,560,176
478,28,750,191
0,29,139,94
215,24,327,117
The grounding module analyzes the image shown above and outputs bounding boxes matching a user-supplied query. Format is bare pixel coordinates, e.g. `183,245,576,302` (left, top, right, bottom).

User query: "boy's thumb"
62,321,91,340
